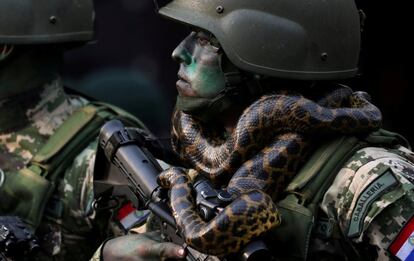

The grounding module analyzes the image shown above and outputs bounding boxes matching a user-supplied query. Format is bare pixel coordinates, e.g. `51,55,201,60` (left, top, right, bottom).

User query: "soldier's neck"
219,105,245,134
0,48,65,133
0,78,66,134
0,47,62,100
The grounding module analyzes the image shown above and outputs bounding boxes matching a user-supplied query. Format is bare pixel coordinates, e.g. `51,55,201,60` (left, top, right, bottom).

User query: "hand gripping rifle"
94,120,271,261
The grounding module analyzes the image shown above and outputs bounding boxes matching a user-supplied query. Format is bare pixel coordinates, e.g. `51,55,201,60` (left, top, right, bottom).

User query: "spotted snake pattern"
158,86,382,256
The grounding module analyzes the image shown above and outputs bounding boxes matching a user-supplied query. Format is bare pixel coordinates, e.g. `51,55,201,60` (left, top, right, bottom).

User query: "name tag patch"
348,170,398,237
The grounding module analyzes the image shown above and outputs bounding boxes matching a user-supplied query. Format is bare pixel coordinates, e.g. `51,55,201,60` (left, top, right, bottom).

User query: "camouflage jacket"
320,144,414,260
0,79,113,260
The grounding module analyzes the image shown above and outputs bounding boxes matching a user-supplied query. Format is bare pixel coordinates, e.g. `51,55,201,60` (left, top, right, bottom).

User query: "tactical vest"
0,102,148,229
271,129,410,261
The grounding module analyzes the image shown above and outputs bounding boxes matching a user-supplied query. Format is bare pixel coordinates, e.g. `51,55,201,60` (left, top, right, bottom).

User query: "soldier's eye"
197,35,210,46
194,30,221,52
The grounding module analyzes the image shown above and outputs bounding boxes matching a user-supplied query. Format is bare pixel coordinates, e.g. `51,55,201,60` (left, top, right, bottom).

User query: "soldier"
0,1,150,260
98,0,414,260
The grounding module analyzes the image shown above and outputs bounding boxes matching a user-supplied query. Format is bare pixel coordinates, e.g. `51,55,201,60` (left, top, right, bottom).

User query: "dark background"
63,0,413,144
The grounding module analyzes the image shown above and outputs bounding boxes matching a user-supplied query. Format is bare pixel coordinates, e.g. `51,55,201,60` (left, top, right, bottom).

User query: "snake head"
352,91,372,103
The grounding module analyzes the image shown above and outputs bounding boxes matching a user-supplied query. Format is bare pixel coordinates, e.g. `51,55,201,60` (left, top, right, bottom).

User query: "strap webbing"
4,102,147,228
275,129,410,260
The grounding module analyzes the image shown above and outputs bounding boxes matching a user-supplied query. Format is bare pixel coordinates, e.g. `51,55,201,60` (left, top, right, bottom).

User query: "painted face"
0,44,14,62
172,31,226,98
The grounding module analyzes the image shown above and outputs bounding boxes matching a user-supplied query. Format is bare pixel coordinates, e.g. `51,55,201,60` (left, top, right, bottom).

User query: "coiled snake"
158,86,382,256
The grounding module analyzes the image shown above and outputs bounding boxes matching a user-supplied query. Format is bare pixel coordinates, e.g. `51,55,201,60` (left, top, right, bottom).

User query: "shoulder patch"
348,169,399,237
389,215,414,261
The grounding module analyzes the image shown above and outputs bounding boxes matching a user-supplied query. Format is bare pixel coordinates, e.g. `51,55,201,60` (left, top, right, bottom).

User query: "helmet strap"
0,45,14,62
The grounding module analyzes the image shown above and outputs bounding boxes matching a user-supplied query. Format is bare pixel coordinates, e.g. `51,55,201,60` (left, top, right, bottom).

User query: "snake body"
171,89,381,183
159,168,280,256
159,87,382,256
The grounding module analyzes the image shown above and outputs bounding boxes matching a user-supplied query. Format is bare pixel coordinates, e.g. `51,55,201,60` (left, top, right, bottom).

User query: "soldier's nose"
172,45,191,65
172,34,193,65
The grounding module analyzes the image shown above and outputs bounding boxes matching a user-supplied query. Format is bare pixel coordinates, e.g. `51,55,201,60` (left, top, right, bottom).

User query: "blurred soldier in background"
0,1,148,260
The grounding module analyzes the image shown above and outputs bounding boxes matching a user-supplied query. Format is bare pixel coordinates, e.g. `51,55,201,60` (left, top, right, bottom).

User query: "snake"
158,86,382,256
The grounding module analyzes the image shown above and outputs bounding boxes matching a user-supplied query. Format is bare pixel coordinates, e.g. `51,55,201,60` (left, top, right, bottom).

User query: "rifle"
94,120,271,261
0,216,39,261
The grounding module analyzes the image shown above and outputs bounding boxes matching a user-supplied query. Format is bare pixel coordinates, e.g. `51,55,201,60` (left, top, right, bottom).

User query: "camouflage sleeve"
42,138,117,259
321,146,414,260
58,138,98,231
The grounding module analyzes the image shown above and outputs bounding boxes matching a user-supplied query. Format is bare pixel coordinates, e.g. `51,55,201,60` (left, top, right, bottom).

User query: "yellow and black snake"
158,86,382,256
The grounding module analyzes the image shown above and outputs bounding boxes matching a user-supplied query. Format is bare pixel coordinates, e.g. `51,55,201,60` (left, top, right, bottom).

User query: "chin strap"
214,54,265,109
175,74,265,122
175,76,252,122
0,44,14,62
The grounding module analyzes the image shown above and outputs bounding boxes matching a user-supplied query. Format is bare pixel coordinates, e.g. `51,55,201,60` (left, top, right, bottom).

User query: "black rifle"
94,120,271,261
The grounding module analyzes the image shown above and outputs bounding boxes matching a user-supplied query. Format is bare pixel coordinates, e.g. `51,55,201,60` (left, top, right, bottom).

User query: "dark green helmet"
0,0,94,44
157,0,361,80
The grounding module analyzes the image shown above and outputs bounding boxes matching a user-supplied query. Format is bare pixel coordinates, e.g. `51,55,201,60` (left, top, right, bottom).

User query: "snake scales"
158,86,382,256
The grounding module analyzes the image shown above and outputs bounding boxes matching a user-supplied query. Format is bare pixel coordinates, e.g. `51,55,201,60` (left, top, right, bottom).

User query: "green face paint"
172,31,226,99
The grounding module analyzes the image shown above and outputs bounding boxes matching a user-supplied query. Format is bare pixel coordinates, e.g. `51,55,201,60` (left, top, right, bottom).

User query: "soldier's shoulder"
321,145,414,241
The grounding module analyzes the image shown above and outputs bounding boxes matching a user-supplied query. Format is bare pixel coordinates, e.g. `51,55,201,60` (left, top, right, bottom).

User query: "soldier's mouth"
176,73,196,97
177,73,189,83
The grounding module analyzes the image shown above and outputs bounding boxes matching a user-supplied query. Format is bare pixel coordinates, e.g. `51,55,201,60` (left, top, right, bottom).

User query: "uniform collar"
0,78,67,134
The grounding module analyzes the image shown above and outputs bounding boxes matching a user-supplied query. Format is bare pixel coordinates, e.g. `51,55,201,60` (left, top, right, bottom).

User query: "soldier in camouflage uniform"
0,80,99,260
0,1,148,260
99,0,414,260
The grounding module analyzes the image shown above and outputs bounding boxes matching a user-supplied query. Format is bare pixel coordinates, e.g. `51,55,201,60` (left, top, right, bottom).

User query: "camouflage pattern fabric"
0,79,110,260
321,145,414,260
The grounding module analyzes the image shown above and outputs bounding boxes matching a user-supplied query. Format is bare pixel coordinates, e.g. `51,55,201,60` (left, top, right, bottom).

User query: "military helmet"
157,0,361,80
0,0,94,44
